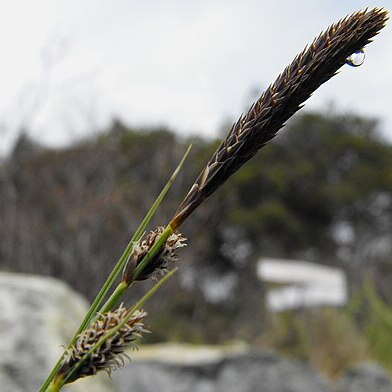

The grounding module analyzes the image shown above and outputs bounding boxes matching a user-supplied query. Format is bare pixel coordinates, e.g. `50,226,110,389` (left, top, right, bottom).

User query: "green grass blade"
132,144,192,242
82,143,192,329
79,144,191,330
39,145,191,392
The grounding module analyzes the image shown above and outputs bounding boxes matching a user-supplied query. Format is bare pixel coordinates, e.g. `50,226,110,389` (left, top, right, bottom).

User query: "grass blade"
39,145,191,392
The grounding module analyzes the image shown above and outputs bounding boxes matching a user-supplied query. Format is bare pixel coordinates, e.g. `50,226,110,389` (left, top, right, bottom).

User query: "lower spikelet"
58,305,148,384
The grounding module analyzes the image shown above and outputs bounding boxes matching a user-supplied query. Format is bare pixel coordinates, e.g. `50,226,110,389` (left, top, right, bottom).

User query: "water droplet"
346,49,365,67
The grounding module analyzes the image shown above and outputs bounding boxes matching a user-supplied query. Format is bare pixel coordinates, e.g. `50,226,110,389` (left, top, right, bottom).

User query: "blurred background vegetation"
1,110,392,378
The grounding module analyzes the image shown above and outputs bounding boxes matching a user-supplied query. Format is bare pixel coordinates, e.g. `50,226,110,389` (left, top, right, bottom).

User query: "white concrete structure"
257,258,348,312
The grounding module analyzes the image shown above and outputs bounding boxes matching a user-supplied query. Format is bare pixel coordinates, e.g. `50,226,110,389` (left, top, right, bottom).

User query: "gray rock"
2,271,391,392
336,362,392,392
0,272,113,392
113,345,333,392
218,351,331,392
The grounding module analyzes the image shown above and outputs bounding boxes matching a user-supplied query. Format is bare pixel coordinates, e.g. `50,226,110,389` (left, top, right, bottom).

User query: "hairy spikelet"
171,8,388,228
58,306,148,383
122,227,186,283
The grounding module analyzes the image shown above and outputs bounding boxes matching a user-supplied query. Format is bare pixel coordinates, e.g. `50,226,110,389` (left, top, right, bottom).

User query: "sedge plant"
40,8,388,391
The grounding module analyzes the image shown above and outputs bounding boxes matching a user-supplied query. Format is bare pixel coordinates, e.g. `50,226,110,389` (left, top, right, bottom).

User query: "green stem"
99,281,130,314
38,146,191,392
46,380,60,392
78,145,191,333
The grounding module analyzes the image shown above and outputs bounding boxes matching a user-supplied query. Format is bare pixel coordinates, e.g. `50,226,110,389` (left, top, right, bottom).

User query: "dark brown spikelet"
171,8,388,228
122,227,186,283
58,306,148,383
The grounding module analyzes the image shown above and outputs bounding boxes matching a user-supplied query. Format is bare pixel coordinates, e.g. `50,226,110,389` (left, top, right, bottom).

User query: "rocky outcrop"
1,272,392,392
114,344,392,392
113,344,332,392
336,362,392,392
0,272,113,392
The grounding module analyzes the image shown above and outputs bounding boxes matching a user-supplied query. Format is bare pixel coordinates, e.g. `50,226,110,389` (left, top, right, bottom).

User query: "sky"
0,0,391,155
